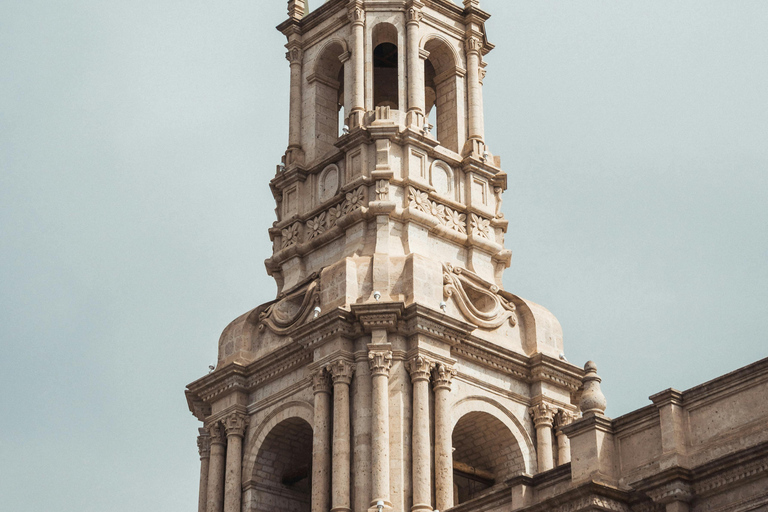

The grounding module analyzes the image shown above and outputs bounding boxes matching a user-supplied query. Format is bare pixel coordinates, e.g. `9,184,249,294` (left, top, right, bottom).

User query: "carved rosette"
206,422,226,446
312,368,332,394
304,185,367,241
469,213,491,239
197,434,211,459
443,263,517,329
529,403,556,428
258,279,320,334
432,363,457,391
327,359,355,385
281,222,300,249
407,186,467,235
368,350,393,377
407,355,433,383
224,412,247,438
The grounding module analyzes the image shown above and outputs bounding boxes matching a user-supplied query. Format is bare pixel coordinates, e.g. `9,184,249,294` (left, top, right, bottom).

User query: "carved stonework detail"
555,409,576,429
432,363,457,390
469,213,491,239
305,185,367,240
328,359,355,385
478,68,487,84
285,47,303,65
348,6,365,25
312,368,332,394
406,7,422,23
464,36,482,55
647,481,693,505
224,412,247,437
530,403,556,427
494,186,503,217
197,434,211,458
206,422,226,445
443,263,517,329
281,222,300,249
375,180,389,200
368,350,393,377
407,186,467,234
259,279,320,334
407,356,433,382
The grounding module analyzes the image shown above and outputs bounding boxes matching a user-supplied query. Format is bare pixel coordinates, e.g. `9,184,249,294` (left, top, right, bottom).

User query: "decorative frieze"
281,222,300,249
469,212,491,239
305,185,367,241
408,186,467,235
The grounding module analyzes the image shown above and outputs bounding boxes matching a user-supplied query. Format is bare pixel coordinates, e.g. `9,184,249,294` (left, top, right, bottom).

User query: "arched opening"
423,37,461,153
372,23,399,109
312,41,346,158
251,417,313,512
452,411,524,505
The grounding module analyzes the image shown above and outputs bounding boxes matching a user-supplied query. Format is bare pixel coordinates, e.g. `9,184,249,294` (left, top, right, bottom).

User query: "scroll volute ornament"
258,279,320,334
443,263,517,329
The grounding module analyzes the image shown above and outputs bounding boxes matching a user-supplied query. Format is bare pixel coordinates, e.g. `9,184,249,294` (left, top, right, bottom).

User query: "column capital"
206,422,226,446
197,433,211,459
368,350,393,377
224,412,248,438
432,363,457,390
554,409,576,430
464,36,483,56
312,368,333,394
328,359,355,385
529,403,556,428
347,4,365,26
406,355,433,383
406,5,423,25
285,46,303,65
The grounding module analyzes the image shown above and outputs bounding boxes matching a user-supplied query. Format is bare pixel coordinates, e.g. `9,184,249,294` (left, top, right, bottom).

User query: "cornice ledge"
453,335,530,380
691,440,768,497
561,412,614,437
530,353,584,391
291,308,357,350
351,302,405,332
401,303,474,346
516,481,631,512
631,466,694,504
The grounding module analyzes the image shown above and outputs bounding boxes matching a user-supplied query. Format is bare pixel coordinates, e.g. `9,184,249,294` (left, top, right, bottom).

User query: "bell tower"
186,2,584,512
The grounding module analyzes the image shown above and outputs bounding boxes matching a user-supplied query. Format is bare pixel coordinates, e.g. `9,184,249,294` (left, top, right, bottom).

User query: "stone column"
433,363,457,512
464,36,485,147
407,356,433,512
368,349,393,510
405,2,425,128
328,359,355,512
285,45,304,166
223,413,247,512
530,403,556,473
205,423,226,512
348,3,366,127
312,369,333,512
554,410,574,466
197,430,211,512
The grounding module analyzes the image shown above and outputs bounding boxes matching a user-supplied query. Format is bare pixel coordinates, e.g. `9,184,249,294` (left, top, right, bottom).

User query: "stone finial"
579,361,607,416
288,0,306,20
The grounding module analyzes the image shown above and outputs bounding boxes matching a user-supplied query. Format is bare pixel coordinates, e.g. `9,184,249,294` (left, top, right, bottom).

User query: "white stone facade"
186,2,768,512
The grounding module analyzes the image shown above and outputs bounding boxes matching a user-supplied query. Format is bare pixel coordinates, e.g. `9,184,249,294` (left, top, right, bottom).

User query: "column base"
462,138,487,160
330,508,352,512
406,109,425,130
284,146,305,168
411,504,433,512
368,500,393,512
349,109,366,129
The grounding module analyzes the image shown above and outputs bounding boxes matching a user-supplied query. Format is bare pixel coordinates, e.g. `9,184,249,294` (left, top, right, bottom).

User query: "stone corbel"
443,263,516,329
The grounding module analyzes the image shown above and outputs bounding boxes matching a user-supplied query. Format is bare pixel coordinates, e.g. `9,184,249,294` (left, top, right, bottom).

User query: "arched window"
423,37,462,153
452,411,525,504
372,23,399,109
252,417,313,512
311,41,346,159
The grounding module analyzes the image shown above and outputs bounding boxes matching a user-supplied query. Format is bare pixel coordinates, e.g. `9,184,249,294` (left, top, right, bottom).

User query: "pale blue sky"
1,1,766,510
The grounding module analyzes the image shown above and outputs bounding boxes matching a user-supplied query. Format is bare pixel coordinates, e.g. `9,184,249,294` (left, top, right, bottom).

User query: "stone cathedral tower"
187,2,768,512
187,1,584,511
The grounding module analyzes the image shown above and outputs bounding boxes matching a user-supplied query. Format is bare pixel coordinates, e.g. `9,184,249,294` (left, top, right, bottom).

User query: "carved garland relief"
443,263,517,329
